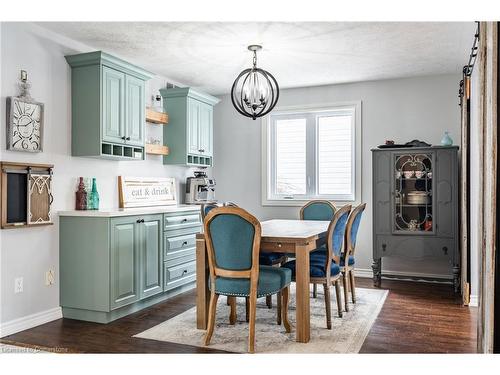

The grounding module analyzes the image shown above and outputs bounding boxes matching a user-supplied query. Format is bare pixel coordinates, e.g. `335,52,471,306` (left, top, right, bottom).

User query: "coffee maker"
185,171,216,204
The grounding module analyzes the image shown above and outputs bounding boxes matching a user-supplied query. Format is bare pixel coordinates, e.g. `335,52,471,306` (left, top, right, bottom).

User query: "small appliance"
185,171,216,204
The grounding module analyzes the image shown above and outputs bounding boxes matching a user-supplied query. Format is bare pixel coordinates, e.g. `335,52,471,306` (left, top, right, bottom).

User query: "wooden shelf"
146,108,168,124
145,144,169,156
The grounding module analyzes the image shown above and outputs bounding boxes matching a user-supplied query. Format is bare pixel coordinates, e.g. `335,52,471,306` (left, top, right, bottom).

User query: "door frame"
476,21,498,354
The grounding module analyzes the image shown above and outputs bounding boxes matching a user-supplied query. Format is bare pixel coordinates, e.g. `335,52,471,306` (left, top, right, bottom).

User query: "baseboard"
354,267,452,283
469,294,479,307
0,307,62,338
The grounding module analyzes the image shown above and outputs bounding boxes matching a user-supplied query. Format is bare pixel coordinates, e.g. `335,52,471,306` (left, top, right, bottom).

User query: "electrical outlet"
14,277,23,293
45,270,55,286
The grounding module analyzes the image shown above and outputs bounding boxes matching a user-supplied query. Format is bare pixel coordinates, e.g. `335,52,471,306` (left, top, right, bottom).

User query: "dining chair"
300,200,337,298
341,203,366,309
283,204,352,328
203,206,292,353
300,200,337,221
201,202,219,220
310,203,366,312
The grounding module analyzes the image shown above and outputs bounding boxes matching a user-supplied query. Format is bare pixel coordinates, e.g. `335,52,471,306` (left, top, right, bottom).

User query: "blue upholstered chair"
342,203,366,308
300,200,337,221
300,200,337,298
201,203,219,221
311,203,366,312
283,204,352,328
203,206,292,353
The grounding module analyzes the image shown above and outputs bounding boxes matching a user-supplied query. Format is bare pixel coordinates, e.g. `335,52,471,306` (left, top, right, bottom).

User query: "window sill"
262,198,360,207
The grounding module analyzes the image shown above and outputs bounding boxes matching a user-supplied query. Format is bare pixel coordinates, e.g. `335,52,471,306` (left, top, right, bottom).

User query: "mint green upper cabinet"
187,98,201,155
102,67,126,144
125,75,146,147
160,87,220,167
110,217,140,310
65,51,153,160
140,215,163,299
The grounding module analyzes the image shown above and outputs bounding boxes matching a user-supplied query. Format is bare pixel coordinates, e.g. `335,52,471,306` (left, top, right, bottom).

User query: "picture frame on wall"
6,96,44,152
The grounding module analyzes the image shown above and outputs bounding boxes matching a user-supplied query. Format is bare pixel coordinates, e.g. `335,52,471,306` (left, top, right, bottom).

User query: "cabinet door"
187,98,200,155
140,215,164,299
435,149,456,238
125,75,145,147
198,102,213,157
110,217,140,309
102,66,125,144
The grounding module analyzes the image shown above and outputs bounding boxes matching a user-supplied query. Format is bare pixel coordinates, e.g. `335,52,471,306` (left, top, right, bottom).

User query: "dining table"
195,218,330,343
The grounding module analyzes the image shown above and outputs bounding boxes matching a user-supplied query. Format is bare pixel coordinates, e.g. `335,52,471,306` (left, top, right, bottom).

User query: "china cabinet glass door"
393,153,434,233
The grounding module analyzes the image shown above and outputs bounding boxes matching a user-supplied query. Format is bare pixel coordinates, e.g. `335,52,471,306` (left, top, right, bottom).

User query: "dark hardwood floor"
0,277,476,353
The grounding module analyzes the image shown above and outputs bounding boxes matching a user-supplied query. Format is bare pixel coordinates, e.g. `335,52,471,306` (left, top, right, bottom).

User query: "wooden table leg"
295,244,311,343
196,236,209,330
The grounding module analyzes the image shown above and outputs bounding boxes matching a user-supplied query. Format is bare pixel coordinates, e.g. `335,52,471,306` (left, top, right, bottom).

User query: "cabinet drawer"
164,212,201,231
164,261,196,291
164,233,196,261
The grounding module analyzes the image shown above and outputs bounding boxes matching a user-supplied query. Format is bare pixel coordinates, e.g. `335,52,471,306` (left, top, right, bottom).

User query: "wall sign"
118,176,177,208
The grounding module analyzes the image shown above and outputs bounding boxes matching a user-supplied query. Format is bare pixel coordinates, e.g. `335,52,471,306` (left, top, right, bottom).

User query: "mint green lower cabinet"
140,215,163,299
60,210,200,323
110,217,140,309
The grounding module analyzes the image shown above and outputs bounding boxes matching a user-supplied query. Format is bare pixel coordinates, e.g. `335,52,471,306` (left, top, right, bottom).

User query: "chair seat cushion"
282,259,340,278
259,252,286,266
210,265,291,298
310,250,355,266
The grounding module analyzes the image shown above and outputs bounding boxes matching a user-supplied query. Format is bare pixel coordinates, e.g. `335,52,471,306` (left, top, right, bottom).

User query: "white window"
262,102,361,206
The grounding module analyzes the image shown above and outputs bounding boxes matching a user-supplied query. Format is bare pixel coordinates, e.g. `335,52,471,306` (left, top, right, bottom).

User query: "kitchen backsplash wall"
0,22,201,326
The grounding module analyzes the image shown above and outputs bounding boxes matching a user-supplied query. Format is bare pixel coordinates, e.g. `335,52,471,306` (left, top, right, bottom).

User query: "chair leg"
342,272,350,312
266,295,272,309
245,297,250,322
229,296,237,325
281,286,291,333
248,292,257,353
204,292,219,346
323,283,332,329
334,280,343,318
277,292,282,325
349,269,356,303
313,283,317,298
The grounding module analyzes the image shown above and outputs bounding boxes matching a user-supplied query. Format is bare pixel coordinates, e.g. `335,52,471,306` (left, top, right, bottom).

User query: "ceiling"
38,22,476,95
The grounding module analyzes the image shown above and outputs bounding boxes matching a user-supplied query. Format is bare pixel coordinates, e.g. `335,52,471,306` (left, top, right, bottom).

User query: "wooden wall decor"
28,173,52,224
118,176,177,208
0,161,54,229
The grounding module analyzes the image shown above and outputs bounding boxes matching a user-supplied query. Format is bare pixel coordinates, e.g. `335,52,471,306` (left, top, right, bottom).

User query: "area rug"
134,286,388,353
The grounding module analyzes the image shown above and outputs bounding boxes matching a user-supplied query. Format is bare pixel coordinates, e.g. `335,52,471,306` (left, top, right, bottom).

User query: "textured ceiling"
38,22,476,95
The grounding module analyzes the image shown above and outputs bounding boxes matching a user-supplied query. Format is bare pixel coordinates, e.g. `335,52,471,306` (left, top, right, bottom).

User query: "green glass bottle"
89,178,100,210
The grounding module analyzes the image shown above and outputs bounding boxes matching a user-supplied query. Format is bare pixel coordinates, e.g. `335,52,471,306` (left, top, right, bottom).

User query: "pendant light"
231,45,279,120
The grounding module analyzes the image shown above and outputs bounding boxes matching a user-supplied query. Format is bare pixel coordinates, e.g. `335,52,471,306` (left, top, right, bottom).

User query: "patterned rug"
134,286,388,353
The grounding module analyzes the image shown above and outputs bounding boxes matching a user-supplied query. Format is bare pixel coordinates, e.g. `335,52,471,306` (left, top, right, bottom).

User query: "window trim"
261,101,362,207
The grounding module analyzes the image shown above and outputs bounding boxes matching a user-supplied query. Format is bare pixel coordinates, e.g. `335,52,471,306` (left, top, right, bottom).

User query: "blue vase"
440,131,453,146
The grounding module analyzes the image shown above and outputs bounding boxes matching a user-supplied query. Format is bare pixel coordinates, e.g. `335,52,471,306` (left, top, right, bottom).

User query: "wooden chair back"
201,203,219,221
345,203,366,259
300,200,337,221
322,204,352,279
203,207,261,295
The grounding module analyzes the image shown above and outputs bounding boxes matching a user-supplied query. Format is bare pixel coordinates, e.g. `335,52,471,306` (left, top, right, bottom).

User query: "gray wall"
213,74,461,278
0,22,196,325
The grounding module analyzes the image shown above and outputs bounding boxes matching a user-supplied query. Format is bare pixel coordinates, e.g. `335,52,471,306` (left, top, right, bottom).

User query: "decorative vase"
75,177,87,210
440,131,453,146
88,178,100,210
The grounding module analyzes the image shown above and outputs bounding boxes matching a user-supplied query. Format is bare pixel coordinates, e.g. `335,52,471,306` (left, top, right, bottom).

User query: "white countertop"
58,205,200,217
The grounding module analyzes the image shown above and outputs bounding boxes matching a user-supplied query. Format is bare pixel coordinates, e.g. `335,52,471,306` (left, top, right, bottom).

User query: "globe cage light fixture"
231,45,279,120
